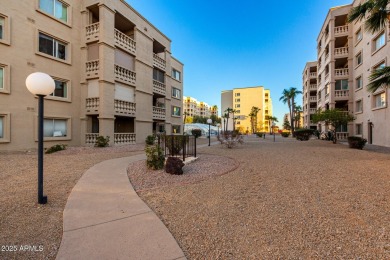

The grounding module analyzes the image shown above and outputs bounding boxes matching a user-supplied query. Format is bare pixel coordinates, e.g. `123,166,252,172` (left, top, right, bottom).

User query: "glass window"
39,0,68,22
171,69,181,81
356,124,362,135
335,79,349,90
39,33,67,60
374,32,385,51
356,100,362,112
374,61,386,71
356,28,362,42
356,76,362,90
44,119,67,137
356,52,362,66
336,123,348,132
235,104,240,108
172,106,181,116
0,67,3,89
172,87,181,99
235,93,240,97
0,16,4,40
374,92,386,108
153,68,165,83
0,116,3,138
172,125,181,134
49,79,67,98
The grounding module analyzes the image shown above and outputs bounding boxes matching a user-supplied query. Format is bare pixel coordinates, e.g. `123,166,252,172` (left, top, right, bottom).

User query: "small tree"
311,109,355,144
283,117,291,130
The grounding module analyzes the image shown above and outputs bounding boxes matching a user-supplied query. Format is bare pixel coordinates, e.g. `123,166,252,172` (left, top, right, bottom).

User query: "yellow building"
221,86,273,133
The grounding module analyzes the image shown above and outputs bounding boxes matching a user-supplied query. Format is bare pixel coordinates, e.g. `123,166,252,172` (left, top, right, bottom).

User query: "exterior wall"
183,96,217,118
0,0,183,151
302,61,318,129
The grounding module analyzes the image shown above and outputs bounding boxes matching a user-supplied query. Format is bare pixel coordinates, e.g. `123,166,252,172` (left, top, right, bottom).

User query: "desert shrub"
294,129,314,141
281,132,289,138
165,157,185,175
347,136,367,150
45,144,67,154
191,129,202,138
163,135,185,155
145,134,156,145
255,132,263,138
145,145,165,170
95,136,110,147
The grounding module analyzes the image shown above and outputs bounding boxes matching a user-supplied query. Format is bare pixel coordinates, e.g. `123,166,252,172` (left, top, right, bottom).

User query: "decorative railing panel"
86,60,99,78
335,68,349,77
153,80,166,96
335,25,348,35
153,106,166,120
335,47,348,56
153,53,166,71
336,132,349,140
86,97,99,113
114,64,136,85
114,133,136,145
335,90,349,98
86,23,99,42
114,29,136,55
114,99,136,115
85,133,99,145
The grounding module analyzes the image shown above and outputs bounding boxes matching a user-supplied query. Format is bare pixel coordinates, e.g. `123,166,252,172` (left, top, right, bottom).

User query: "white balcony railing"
114,99,136,115
309,96,317,102
336,132,349,140
153,80,166,96
309,84,317,90
152,106,166,120
86,97,99,113
334,25,349,35
114,64,136,85
335,47,348,57
335,68,349,77
86,60,99,78
153,53,166,71
86,23,99,42
335,90,349,98
309,72,317,78
85,133,99,146
309,108,316,114
325,73,329,81
114,29,136,55
114,133,136,145
325,53,329,61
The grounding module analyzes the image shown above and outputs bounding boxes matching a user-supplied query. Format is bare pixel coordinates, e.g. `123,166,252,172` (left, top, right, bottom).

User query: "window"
336,123,348,132
44,118,67,137
153,68,165,83
373,32,385,52
235,93,240,97
374,61,386,71
236,110,240,113
335,79,348,90
0,16,4,40
235,98,240,102
356,100,362,113
355,28,362,43
356,76,362,90
50,79,67,98
39,0,68,22
172,125,181,134
172,106,181,116
356,52,362,66
172,87,181,99
356,124,362,135
171,69,181,81
373,92,386,108
235,104,240,108
0,67,3,90
39,33,67,60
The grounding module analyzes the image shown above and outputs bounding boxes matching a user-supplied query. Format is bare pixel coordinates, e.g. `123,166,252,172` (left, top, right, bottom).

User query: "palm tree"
248,106,260,133
294,104,303,129
212,105,218,115
231,109,238,131
268,116,278,134
280,88,303,134
224,107,233,131
348,0,390,92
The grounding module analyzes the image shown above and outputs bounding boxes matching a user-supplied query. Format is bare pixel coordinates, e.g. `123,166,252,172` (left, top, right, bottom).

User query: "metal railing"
157,135,196,161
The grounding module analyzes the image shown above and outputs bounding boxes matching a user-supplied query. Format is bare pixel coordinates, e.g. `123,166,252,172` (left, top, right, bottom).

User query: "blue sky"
126,0,349,125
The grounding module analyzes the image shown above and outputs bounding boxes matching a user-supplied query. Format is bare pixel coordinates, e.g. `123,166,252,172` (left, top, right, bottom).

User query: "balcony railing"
114,64,136,85
85,133,99,146
86,23,99,42
336,132,349,140
335,47,348,57
114,29,136,55
334,25,348,35
325,73,329,81
309,108,316,114
335,90,349,98
309,96,317,102
325,53,329,62
152,106,166,120
335,68,349,77
309,72,317,78
114,99,136,115
153,80,166,96
153,53,166,71
86,60,99,78
309,84,317,90
86,97,99,113
114,133,136,145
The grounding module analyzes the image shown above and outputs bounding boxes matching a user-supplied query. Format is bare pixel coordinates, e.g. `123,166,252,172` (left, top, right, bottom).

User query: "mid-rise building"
303,1,390,146
0,0,183,151
302,61,318,129
221,86,273,133
183,96,218,118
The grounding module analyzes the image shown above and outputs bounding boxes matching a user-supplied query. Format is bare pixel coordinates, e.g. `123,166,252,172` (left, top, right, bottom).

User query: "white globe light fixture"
26,72,55,204
207,118,213,146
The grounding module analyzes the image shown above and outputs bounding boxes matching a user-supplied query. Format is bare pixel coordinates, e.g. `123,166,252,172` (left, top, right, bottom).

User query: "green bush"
145,145,165,170
95,136,110,147
191,129,202,138
347,136,367,150
294,129,314,141
255,132,263,138
163,135,185,155
281,132,289,138
145,134,156,145
45,144,67,154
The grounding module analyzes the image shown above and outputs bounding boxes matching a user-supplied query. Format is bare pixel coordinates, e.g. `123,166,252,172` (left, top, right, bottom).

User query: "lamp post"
207,118,212,146
272,123,276,142
26,72,55,204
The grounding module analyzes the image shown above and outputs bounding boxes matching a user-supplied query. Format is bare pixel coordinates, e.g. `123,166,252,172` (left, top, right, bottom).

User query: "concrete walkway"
56,154,186,260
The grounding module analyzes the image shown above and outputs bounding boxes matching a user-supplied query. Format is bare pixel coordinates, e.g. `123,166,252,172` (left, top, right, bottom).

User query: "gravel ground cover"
0,145,144,260
136,137,390,259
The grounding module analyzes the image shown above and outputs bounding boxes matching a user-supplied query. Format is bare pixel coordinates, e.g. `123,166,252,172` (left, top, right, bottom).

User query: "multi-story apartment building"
303,1,390,146
302,61,318,129
183,96,218,118
221,86,273,133
0,0,183,151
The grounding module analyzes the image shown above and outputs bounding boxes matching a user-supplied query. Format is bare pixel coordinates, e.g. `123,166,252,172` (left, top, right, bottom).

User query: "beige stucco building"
302,1,390,146
221,86,273,133
0,0,183,151
183,96,217,118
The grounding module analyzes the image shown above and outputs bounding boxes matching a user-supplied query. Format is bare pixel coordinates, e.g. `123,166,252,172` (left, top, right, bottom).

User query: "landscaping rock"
165,157,185,175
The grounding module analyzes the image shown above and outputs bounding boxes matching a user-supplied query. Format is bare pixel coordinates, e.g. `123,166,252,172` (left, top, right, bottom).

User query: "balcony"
335,47,348,57
114,133,136,145
114,29,136,55
309,84,317,91
325,53,329,62
336,132,349,140
114,64,136,86
153,80,166,96
86,23,99,43
114,99,136,116
309,96,317,102
335,90,349,99
153,53,166,71
86,97,100,114
309,72,317,78
309,108,316,114
334,25,348,36
152,106,166,120
335,68,349,77
85,133,99,146
86,60,99,79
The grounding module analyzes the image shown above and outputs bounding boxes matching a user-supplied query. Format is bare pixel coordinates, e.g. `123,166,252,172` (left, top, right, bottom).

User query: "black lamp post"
207,118,212,146
26,72,55,204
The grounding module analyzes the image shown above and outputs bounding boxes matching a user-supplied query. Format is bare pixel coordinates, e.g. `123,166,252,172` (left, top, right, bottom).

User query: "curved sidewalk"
56,154,186,260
